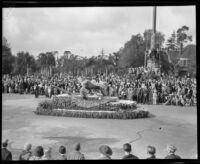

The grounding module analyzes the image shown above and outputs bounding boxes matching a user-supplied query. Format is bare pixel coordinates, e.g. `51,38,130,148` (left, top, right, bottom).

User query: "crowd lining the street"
2,139,182,160
2,67,196,106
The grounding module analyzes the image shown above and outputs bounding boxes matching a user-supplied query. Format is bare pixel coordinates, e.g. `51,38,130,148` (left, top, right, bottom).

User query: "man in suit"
67,143,85,160
57,146,67,160
1,139,12,160
122,143,139,159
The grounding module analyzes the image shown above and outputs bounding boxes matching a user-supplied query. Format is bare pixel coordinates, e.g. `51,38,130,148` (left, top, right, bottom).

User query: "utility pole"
151,6,157,50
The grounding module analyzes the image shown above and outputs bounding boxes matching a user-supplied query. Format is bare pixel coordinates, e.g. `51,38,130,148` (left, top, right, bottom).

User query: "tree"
118,34,145,68
176,25,192,56
13,51,36,75
2,37,14,74
159,51,174,74
166,31,178,51
143,29,165,50
108,52,120,73
47,52,56,75
86,56,97,76
37,52,56,76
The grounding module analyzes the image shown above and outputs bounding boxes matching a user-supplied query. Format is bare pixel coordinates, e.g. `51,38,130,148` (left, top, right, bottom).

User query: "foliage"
2,37,15,74
166,31,178,51
37,51,56,76
38,100,53,110
39,96,138,112
166,26,192,56
34,96,149,119
176,26,192,55
143,29,165,50
118,34,145,68
159,51,174,74
12,51,37,75
35,106,149,119
3,25,194,76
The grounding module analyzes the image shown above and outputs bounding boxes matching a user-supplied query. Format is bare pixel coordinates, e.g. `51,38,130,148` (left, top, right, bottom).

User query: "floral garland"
34,107,149,119
35,97,149,119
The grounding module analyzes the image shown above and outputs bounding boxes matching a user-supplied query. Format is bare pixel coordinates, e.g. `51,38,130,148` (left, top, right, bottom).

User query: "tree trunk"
50,66,52,76
179,43,183,56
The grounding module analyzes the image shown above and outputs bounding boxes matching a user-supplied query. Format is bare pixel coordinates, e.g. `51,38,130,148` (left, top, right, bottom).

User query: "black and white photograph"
2,1,198,160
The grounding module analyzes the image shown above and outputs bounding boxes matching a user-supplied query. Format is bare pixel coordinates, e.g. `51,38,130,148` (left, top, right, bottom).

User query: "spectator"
146,145,156,159
2,70,196,107
67,143,85,160
29,146,44,160
122,143,139,159
57,145,67,160
153,90,157,105
41,147,53,160
98,145,113,160
1,139,12,160
19,143,32,160
164,144,181,159
34,84,39,98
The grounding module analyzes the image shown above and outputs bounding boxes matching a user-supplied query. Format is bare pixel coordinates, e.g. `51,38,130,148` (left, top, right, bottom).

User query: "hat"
167,144,177,153
123,143,132,152
73,143,81,151
147,145,156,155
99,145,112,156
2,139,8,148
34,146,44,157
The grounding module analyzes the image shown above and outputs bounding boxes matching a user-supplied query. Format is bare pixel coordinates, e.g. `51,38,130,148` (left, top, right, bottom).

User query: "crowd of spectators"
2,139,182,160
2,67,196,107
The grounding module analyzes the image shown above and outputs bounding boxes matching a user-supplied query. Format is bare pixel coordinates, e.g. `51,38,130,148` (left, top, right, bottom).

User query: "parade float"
34,93,149,119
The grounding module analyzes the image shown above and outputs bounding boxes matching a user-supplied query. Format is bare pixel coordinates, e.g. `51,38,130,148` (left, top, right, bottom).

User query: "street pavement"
2,94,197,159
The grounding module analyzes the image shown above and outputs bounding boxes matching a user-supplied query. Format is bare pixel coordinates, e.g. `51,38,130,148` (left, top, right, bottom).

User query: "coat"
57,154,67,160
1,148,12,160
147,155,156,159
165,154,181,159
19,150,32,160
67,151,85,160
98,155,111,160
122,154,139,159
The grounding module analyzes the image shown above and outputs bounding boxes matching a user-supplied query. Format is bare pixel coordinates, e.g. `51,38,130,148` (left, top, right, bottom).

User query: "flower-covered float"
34,93,149,119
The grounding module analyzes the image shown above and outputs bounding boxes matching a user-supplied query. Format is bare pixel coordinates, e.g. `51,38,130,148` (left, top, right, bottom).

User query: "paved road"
2,94,197,159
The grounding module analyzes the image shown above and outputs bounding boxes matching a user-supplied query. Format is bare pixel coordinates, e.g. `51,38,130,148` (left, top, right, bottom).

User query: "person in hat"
98,145,112,160
57,145,67,160
29,146,44,160
19,143,32,160
122,143,139,159
67,143,85,160
164,144,181,159
1,139,12,160
146,145,156,159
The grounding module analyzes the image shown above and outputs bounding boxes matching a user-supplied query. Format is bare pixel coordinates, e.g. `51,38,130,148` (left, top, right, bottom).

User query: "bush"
38,100,53,110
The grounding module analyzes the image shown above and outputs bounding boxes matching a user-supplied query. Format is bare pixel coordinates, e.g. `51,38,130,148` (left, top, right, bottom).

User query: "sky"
3,6,196,58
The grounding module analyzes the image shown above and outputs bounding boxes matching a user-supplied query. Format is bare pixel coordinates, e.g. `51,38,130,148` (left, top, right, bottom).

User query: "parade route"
2,94,197,159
